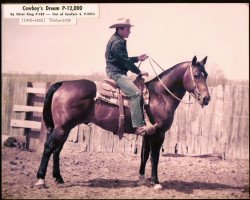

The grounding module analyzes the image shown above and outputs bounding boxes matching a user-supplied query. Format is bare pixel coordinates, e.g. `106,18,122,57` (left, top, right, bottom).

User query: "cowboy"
105,18,156,136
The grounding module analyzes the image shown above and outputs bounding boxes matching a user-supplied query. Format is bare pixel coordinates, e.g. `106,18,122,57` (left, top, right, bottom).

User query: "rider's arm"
111,40,141,74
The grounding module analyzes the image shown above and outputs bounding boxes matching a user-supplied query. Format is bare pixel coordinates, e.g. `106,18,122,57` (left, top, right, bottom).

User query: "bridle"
146,57,201,104
188,62,201,101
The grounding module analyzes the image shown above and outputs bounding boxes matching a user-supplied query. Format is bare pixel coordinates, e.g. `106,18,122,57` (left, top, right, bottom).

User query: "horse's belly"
90,100,134,134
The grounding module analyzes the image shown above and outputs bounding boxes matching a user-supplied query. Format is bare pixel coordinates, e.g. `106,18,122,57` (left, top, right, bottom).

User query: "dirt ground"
1,146,249,199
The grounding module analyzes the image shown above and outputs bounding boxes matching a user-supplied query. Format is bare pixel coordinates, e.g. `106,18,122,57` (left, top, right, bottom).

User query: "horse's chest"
151,100,175,129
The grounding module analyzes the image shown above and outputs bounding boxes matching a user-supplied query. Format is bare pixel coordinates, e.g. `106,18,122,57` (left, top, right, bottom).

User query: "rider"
105,18,156,136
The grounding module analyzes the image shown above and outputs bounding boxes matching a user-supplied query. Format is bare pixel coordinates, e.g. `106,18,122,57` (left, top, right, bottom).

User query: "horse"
35,56,210,190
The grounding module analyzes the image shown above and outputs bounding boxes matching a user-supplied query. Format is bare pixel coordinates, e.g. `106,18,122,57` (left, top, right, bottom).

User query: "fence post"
212,85,224,156
24,82,35,149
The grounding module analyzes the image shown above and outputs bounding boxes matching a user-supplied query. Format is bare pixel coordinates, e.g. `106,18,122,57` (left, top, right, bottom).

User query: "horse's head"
183,56,210,107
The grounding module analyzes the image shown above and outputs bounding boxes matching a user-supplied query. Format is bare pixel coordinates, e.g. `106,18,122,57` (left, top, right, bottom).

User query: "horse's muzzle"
202,96,210,106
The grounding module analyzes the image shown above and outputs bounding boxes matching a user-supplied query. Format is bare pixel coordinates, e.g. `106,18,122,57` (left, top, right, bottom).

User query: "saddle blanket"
95,80,149,107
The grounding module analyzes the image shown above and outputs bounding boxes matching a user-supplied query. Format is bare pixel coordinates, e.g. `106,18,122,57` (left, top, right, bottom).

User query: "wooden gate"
10,82,51,151
8,81,94,153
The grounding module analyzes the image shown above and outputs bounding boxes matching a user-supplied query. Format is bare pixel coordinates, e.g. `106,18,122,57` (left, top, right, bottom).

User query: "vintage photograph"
2,3,249,199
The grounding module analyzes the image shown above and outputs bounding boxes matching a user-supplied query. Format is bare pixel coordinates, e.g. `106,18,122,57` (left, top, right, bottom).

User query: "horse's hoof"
137,175,146,186
139,175,145,180
34,179,47,189
138,179,147,186
54,177,64,184
154,184,163,190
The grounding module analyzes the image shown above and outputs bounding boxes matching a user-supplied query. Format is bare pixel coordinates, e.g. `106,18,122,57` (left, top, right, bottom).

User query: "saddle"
96,76,150,139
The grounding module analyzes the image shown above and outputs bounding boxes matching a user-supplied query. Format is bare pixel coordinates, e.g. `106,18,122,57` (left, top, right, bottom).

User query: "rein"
122,57,199,142
148,56,199,104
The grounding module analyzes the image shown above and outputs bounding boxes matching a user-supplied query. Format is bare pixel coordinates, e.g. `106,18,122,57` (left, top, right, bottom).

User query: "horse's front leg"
150,132,165,189
138,135,150,184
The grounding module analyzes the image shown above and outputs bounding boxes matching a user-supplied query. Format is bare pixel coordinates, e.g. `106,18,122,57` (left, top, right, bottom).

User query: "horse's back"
55,79,97,101
64,79,96,89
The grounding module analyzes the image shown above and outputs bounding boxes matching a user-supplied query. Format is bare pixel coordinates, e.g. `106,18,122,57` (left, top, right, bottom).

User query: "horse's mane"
146,59,208,84
146,61,189,84
145,61,192,97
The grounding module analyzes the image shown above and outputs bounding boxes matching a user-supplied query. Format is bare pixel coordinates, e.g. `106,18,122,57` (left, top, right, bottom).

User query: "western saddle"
96,76,153,139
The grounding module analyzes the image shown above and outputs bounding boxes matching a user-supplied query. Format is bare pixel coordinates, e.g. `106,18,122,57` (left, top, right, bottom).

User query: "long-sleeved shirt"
105,32,141,76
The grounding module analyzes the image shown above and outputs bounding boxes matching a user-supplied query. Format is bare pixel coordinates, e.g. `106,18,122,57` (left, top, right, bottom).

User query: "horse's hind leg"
52,135,69,184
36,127,69,186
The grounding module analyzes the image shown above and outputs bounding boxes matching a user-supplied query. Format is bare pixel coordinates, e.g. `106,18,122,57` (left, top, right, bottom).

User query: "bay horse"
35,56,210,189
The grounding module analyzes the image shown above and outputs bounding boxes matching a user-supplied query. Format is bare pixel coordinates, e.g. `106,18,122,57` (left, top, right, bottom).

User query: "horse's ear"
200,56,207,66
192,56,197,66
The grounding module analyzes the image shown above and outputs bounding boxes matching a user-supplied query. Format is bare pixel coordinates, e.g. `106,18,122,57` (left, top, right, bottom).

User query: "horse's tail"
43,81,63,132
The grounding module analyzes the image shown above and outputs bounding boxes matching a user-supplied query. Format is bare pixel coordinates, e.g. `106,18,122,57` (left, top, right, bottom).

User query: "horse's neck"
151,62,189,105
162,62,188,86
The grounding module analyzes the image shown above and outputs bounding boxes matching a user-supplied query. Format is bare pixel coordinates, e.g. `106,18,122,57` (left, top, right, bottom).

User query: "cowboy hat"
109,18,134,28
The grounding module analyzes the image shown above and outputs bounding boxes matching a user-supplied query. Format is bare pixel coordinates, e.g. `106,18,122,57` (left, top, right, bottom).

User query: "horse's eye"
194,74,200,78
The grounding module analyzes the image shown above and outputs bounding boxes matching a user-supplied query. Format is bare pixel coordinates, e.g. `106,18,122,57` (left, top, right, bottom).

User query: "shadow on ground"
59,178,248,195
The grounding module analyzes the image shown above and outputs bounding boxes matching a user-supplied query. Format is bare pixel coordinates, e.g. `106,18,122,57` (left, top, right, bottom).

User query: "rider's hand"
139,71,149,77
138,54,148,61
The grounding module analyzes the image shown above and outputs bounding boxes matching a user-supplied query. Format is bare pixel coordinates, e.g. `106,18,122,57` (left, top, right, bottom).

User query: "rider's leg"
111,74,156,135
112,74,145,127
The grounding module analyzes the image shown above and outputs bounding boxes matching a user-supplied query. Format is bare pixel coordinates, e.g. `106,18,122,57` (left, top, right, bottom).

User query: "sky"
2,3,249,80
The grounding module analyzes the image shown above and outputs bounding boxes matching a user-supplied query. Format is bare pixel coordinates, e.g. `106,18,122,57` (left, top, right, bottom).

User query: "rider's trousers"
107,73,146,128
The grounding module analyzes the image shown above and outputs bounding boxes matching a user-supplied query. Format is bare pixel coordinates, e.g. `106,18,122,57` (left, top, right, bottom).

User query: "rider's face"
119,27,131,38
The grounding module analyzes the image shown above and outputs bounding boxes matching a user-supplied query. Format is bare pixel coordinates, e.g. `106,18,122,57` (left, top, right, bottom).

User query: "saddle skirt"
95,77,149,107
